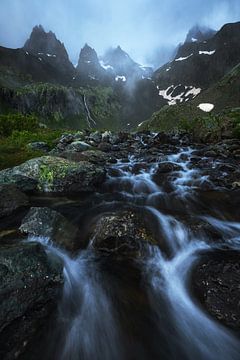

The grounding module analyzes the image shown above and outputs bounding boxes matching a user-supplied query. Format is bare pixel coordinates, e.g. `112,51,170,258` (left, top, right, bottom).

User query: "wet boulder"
98,142,112,152
20,207,78,251
90,210,157,258
192,250,240,332
65,141,91,152
0,184,29,218
0,241,63,360
152,162,183,189
154,162,182,174
0,156,106,193
89,131,102,144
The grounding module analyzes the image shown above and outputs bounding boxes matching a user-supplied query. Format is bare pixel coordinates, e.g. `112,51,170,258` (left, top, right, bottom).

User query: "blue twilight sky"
0,0,239,66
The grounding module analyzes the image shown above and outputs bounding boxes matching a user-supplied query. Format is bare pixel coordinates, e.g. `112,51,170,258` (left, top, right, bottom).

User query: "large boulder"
0,156,106,193
90,210,157,258
20,207,78,251
192,250,240,332
0,184,29,218
61,149,115,165
0,241,63,360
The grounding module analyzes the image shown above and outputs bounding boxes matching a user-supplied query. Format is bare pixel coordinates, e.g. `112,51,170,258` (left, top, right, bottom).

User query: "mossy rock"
0,156,106,193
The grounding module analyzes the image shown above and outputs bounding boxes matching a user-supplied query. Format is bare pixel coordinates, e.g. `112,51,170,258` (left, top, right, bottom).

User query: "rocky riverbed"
0,130,240,359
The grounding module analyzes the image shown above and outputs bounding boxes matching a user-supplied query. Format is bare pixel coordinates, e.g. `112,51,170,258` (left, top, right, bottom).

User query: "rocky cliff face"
23,25,75,77
76,44,108,85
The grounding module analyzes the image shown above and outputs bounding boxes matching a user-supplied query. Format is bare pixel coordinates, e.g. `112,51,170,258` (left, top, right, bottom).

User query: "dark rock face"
0,241,63,360
90,210,157,258
20,207,79,251
0,46,66,84
23,25,74,76
192,250,240,332
76,44,107,84
0,184,29,218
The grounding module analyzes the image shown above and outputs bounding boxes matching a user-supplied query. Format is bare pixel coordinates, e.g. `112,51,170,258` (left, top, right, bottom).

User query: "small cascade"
29,237,122,360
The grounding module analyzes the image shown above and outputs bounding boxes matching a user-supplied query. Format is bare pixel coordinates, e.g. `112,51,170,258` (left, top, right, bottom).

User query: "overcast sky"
0,0,239,66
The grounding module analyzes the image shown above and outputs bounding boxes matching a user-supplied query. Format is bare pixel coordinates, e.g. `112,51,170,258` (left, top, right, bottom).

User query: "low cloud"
0,0,239,67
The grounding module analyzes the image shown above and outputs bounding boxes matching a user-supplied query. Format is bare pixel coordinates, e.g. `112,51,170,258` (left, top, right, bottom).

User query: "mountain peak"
32,24,45,33
185,25,216,43
23,25,74,75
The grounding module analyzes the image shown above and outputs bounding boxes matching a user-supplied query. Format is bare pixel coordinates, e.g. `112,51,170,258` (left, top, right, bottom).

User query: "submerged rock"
90,210,157,258
192,250,240,332
20,207,78,251
0,156,106,193
0,184,29,218
0,241,63,360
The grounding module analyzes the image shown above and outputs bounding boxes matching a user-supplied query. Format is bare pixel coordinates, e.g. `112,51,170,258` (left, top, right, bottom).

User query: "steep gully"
31,137,240,360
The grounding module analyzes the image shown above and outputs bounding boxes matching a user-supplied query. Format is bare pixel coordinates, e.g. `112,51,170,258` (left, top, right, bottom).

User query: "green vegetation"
0,113,67,170
139,106,240,142
0,113,39,137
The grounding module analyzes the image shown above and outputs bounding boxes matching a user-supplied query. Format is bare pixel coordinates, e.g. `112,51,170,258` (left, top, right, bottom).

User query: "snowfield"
198,103,215,112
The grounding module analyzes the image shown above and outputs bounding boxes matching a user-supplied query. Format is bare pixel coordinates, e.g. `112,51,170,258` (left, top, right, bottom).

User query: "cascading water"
32,142,240,359
29,237,122,360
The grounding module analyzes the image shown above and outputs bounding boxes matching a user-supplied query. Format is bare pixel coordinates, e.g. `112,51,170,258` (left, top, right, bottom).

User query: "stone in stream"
0,184,29,218
0,156,106,193
90,210,158,258
192,250,240,332
0,241,63,360
157,162,183,174
20,207,79,251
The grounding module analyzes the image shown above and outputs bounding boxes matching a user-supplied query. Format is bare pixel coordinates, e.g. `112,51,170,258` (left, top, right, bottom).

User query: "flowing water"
31,143,240,360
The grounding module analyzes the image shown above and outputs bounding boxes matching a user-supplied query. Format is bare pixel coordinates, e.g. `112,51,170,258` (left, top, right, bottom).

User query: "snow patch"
159,85,201,105
115,75,127,82
38,57,42,61
166,67,171,72
46,53,57,57
191,38,198,42
198,103,215,112
175,54,193,62
100,60,114,71
199,50,216,55
25,51,29,55
138,122,143,127
184,87,201,98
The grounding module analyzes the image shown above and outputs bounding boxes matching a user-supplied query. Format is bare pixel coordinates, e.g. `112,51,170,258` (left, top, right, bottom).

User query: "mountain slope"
154,22,240,105
139,62,240,135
